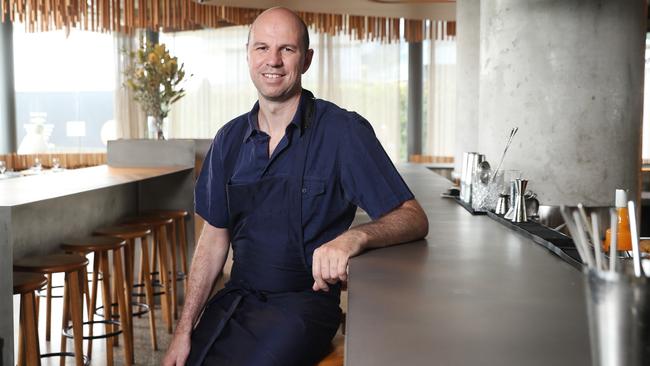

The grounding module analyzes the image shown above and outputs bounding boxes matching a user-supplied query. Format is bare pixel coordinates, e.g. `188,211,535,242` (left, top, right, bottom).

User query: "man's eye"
256,46,267,51
283,47,295,52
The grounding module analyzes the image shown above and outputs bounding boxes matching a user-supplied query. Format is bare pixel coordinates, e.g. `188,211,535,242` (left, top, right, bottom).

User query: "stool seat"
95,225,152,239
122,216,173,227
13,272,47,294
317,334,345,366
143,209,188,219
61,236,126,252
14,254,88,274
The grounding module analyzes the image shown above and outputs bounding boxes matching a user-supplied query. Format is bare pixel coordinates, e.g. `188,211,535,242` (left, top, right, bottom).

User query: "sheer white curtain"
158,26,403,161
114,31,148,139
160,26,258,138
303,32,403,161
423,35,456,159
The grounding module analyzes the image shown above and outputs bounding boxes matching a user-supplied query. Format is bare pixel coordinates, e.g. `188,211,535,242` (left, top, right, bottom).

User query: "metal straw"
491,127,518,182
591,212,604,271
560,206,589,267
609,208,618,273
627,200,644,277
573,210,595,268
577,203,594,243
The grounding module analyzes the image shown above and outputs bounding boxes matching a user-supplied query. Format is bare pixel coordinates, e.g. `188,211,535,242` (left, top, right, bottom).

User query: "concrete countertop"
345,164,590,366
0,165,192,207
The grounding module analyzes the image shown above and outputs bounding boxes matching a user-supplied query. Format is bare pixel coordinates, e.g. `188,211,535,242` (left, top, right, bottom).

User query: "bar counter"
346,164,591,366
0,164,194,366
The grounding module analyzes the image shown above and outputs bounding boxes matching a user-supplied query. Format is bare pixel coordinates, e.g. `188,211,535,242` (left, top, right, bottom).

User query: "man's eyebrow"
250,41,299,49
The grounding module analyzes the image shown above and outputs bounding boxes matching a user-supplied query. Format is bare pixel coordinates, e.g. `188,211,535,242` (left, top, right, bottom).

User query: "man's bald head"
248,7,310,53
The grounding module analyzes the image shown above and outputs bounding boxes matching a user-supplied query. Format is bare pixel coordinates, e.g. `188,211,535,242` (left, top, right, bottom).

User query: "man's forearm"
174,223,230,335
348,199,429,252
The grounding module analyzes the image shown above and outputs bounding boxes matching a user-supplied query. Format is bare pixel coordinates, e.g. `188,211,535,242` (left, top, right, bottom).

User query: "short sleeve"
339,114,414,220
194,132,229,228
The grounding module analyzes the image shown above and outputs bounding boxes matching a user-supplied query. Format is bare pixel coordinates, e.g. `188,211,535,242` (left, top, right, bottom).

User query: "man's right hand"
163,332,191,366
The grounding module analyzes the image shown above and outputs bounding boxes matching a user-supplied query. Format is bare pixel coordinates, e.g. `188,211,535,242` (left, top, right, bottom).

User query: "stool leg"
140,235,158,350
79,261,93,359
157,226,173,333
45,273,52,341
179,216,189,292
113,248,134,366
59,275,70,366
167,222,179,320
98,252,114,366
151,231,158,283
18,294,25,366
24,291,42,366
67,270,85,366
88,251,101,359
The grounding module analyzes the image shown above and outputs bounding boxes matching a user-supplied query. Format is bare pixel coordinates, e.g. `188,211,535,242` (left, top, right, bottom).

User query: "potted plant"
124,41,188,140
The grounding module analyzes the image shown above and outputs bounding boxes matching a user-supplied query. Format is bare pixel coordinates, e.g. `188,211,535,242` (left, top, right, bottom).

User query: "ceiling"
200,0,456,21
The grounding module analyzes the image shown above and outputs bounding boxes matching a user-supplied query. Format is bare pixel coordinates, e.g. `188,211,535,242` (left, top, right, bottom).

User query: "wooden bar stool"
14,254,88,366
93,224,158,350
60,237,134,366
120,215,174,333
14,272,47,366
317,334,345,366
143,209,190,301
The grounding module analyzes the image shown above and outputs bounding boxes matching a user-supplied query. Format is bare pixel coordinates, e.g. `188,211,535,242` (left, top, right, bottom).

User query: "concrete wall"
478,0,646,206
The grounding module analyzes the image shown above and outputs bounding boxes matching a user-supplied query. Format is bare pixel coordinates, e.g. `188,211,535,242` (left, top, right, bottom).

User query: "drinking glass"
0,160,6,174
52,157,60,170
33,157,42,171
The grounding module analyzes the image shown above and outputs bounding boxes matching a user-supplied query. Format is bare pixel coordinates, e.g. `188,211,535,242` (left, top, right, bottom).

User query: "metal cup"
460,152,471,202
495,194,509,215
512,179,528,223
584,269,650,366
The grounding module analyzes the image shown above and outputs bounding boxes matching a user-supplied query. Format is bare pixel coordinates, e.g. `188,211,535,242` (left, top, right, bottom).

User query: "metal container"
495,194,509,215
584,269,650,366
504,180,517,220
512,179,528,223
459,152,471,202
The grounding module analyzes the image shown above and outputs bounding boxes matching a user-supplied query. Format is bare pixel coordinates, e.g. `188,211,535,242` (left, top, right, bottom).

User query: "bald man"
163,7,428,366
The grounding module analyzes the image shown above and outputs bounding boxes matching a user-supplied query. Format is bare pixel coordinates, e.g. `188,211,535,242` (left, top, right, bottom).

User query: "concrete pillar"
408,41,423,157
0,17,17,154
454,0,480,175
478,0,646,206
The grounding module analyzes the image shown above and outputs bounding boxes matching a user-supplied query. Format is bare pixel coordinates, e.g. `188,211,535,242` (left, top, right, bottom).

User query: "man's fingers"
337,257,348,282
312,252,329,291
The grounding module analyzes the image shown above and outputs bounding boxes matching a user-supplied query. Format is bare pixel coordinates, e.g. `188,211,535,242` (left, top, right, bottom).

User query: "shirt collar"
244,89,313,142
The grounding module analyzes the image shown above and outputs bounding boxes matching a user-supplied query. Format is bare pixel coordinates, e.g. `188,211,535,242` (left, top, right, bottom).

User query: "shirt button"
302,188,307,193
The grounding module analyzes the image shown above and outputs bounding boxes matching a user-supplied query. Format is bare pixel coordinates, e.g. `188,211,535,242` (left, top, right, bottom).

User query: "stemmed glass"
0,161,6,175
52,157,60,170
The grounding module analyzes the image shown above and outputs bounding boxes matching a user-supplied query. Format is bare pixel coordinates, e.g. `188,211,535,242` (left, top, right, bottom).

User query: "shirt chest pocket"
302,178,326,197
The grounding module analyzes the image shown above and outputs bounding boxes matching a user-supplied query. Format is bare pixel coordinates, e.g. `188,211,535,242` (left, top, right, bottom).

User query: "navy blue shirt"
195,90,414,266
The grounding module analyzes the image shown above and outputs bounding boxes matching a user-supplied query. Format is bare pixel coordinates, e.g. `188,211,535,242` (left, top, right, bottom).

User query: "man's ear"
302,48,314,74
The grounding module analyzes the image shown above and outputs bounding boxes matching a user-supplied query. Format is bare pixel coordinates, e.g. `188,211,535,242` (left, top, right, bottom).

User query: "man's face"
247,11,313,102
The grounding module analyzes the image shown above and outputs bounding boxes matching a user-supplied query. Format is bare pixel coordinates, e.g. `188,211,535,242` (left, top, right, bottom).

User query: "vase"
147,115,166,140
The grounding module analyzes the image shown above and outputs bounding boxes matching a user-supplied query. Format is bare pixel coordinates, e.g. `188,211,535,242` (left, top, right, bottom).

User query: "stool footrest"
63,320,123,340
95,301,151,318
41,352,91,366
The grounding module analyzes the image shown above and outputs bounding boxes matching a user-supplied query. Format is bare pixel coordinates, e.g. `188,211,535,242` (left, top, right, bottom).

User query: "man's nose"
266,50,283,67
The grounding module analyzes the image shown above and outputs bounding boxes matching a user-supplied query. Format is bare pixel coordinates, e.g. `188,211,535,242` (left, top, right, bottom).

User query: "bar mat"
453,196,487,216
487,211,582,270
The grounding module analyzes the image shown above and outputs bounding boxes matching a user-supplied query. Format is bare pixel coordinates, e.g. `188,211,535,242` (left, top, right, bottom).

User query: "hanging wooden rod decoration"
0,0,456,42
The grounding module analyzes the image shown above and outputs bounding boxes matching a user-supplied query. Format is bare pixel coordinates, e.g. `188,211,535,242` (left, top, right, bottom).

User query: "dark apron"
187,94,341,366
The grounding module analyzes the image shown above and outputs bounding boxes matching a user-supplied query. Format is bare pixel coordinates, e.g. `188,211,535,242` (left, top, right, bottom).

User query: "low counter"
345,164,590,366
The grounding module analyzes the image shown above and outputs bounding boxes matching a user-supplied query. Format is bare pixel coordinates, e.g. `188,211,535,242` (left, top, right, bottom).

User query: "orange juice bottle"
604,189,632,251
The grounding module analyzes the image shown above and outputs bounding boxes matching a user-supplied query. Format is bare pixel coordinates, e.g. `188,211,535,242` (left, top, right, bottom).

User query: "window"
13,25,115,152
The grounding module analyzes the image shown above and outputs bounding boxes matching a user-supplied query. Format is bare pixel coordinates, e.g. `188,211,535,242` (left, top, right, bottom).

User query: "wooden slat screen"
0,0,456,43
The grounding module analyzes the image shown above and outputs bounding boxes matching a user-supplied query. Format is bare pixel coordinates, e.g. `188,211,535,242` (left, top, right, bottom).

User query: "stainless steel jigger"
495,194,509,215
512,178,528,223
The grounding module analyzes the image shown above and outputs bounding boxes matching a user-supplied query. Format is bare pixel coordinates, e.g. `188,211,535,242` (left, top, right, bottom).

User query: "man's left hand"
311,232,365,291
